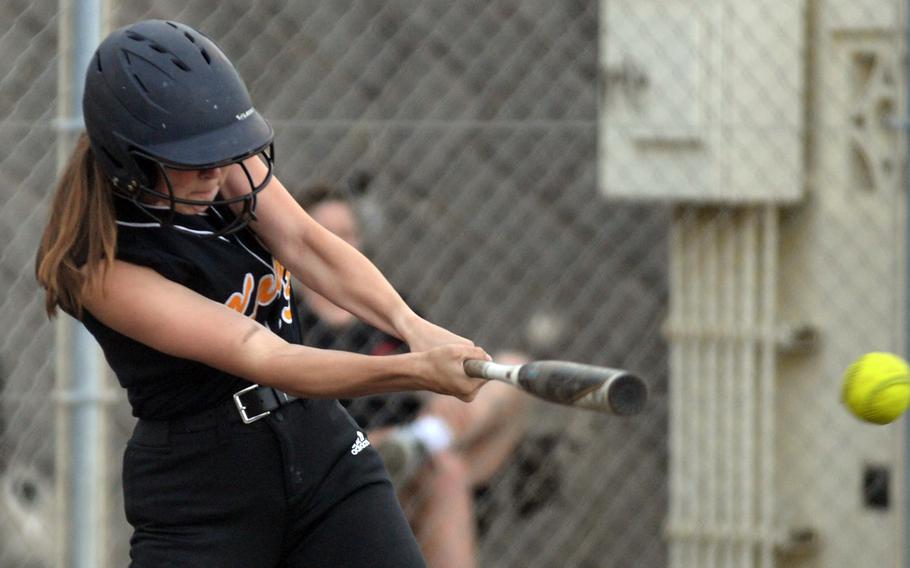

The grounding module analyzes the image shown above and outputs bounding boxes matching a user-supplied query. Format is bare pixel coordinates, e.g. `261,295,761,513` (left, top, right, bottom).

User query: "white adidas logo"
351,431,371,455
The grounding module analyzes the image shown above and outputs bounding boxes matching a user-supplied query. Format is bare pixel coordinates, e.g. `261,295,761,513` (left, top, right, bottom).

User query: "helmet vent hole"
172,58,190,71
184,32,196,44
132,73,149,93
125,31,145,41
94,53,102,72
149,43,167,54
166,21,178,29
200,48,211,65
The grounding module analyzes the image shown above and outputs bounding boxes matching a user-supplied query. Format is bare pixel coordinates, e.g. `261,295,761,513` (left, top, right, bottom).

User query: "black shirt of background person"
297,303,422,429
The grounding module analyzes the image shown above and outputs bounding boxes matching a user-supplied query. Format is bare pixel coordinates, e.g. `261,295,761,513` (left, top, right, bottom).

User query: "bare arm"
81,261,488,400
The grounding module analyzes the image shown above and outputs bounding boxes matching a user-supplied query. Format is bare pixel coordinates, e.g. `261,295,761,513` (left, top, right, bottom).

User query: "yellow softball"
842,352,910,425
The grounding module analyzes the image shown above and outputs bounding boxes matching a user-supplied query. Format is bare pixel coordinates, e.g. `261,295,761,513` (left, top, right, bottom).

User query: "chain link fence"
0,1,907,567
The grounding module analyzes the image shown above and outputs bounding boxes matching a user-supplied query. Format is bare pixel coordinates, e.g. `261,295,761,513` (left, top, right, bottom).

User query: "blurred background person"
296,184,530,568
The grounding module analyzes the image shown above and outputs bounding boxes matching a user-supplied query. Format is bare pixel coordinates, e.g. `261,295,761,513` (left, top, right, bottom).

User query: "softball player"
35,19,489,567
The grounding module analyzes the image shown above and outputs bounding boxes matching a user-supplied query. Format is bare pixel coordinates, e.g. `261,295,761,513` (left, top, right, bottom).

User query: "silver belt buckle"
233,384,270,424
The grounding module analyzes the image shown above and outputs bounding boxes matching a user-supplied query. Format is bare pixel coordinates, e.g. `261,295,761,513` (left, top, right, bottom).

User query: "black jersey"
82,195,300,420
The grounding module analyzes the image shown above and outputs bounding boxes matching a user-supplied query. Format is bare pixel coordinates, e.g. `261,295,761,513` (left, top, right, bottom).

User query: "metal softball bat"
463,359,647,415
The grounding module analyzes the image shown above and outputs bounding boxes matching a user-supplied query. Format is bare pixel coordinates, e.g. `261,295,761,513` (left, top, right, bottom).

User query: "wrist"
401,351,432,390
391,307,423,345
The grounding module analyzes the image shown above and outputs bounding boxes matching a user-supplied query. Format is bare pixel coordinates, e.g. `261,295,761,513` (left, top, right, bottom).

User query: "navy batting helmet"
83,19,274,235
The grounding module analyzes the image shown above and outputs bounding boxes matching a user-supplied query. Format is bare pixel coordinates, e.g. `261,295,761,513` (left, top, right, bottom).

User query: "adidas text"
351,431,371,455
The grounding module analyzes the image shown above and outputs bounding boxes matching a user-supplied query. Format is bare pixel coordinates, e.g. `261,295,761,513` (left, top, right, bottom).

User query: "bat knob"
608,374,648,416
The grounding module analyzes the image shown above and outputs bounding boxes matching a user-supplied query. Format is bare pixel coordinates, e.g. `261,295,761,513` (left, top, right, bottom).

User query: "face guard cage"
117,143,275,238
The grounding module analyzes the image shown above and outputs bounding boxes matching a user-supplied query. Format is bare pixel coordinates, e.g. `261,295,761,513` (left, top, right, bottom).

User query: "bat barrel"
465,359,648,415
604,372,648,416
517,361,647,415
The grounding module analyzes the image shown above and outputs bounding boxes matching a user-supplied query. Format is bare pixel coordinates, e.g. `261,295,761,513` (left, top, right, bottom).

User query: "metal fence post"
56,1,104,567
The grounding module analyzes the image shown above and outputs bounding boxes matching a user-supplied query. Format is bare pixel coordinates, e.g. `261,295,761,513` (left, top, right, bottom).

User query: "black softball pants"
122,398,426,567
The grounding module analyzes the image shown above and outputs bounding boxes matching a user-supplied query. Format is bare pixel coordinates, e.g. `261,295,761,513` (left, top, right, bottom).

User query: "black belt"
231,383,297,424
143,384,298,435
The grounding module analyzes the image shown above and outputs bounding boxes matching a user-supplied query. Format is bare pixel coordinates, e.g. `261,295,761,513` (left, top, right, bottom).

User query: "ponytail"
35,133,117,318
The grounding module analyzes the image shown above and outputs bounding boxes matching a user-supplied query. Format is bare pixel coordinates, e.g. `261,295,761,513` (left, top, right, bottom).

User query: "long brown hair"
35,132,117,318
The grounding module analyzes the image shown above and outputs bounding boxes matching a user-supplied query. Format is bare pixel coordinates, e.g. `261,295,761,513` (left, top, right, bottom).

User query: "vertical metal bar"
720,212,736,568
69,322,104,568
758,206,778,568
690,210,705,568
669,211,685,568
57,1,104,567
740,209,757,568
705,212,719,568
